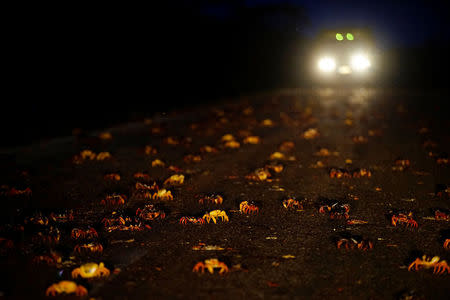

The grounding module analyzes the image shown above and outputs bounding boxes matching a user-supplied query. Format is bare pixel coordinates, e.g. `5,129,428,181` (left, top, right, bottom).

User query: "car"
310,28,378,83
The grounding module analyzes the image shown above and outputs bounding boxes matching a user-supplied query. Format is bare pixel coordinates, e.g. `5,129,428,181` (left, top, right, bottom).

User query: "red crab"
49,210,74,223
198,194,224,205
434,210,450,221
179,217,205,225
71,227,98,240
239,201,259,214
100,194,126,206
444,239,450,250
319,203,350,219
329,168,352,179
282,198,303,210
336,237,373,251
136,204,166,221
391,212,418,228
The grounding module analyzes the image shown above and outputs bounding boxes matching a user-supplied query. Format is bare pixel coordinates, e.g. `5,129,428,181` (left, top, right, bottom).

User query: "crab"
8,187,32,197
435,184,450,198
319,203,350,219
72,262,110,279
224,140,240,149
246,168,271,181
46,281,88,297
336,237,373,251
49,210,74,223
98,132,112,140
352,168,372,178
74,242,103,254
101,213,131,227
71,227,98,240
164,174,185,185
193,258,229,274
134,182,159,199
444,239,450,250
282,198,303,210
391,212,418,228
269,152,286,160
179,216,206,225
198,194,223,205
200,145,218,153
96,152,112,160
152,189,174,201
136,204,166,221
165,136,179,145
408,255,450,275
302,128,320,139
435,210,450,221
104,173,121,181
221,134,235,142
32,251,62,265
243,136,260,144
278,141,295,152
329,168,352,179
32,226,60,245
73,150,96,163
105,222,151,232
100,194,126,206
133,172,151,180
239,201,259,214
152,159,166,167
144,145,158,155
203,210,229,224
392,159,410,171
265,163,284,173
314,148,338,157
24,212,49,226
184,154,202,163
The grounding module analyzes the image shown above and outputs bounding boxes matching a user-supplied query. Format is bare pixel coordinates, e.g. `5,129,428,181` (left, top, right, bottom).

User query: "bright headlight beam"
336,33,343,41
351,54,370,71
346,33,354,40
318,57,336,72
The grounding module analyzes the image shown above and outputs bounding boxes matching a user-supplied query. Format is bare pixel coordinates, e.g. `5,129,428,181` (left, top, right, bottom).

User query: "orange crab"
152,189,174,201
32,251,62,265
302,128,320,139
352,168,372,178
193,258,229,274
164,174,185,185
72,262,110,279
282,198,303,210
134,182,159,199
46,281,87,297
239,201,259,214
408,255,450,275
151,159,166,167
203,210,229,223
144,145,158,155
243,136,260,144
246,168,271,181
391,212,418,228
224,140,240,149
74,243,103,254
329,168,352,179
198,194,223,205
184,154,202,163
392,159,410,171
96,152,112,161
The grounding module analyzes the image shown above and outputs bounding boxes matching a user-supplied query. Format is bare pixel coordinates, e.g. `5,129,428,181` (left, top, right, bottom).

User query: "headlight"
318,57,336,72
351,54,371,71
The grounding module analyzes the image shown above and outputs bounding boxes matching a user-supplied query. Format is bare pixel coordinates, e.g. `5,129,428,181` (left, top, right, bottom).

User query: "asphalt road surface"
1,88,450,299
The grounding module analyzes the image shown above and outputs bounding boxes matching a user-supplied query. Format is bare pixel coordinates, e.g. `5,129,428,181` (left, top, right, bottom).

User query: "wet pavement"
0,88,450,299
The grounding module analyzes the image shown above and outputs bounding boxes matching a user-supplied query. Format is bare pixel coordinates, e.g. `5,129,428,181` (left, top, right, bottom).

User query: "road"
1,88,449,299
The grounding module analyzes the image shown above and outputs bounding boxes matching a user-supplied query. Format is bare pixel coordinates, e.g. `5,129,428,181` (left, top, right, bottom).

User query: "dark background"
3,1,450,147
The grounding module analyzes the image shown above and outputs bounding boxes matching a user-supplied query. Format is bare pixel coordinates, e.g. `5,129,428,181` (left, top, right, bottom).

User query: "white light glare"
351,54,371,71
318,57,336,72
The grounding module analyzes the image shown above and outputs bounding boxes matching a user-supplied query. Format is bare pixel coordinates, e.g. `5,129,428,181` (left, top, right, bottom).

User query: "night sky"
202,0,450,48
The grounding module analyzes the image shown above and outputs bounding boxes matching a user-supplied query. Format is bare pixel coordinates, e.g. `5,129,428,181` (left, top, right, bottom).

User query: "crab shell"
72,262,110,279
46,281,87,296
